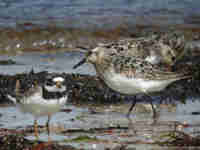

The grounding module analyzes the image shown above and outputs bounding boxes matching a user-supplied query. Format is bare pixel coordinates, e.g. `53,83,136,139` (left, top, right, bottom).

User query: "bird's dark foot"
126,112,131,119
34,120,39,141
126,112,137,134
149,101,160,125
151,110,160,125
45,122,50,137
46,115,53,145
127,116,137,135
45,122,53,145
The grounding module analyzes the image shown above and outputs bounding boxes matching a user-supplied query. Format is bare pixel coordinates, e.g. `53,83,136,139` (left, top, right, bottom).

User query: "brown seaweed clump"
0,133,78,150
158,131,200,147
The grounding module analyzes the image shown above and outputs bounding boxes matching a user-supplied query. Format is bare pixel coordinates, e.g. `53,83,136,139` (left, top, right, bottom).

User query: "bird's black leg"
145,94,158,124
126,95,137,118
126,96,137,134
150,101,157,120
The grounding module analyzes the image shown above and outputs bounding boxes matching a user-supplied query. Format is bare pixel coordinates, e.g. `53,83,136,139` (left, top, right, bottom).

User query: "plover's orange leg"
34,119,39,141
46,115,51,136
46,114,52,145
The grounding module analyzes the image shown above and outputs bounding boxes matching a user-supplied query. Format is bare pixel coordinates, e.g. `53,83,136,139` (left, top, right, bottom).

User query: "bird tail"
7,80,21,104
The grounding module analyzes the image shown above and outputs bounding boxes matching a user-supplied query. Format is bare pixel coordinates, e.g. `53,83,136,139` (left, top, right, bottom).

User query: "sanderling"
7,76,68,139
73,47,191,118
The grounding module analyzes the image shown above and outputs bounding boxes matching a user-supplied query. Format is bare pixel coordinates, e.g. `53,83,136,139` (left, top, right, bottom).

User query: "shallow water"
1,98,200,149
1,0,200,28
0,51,95,75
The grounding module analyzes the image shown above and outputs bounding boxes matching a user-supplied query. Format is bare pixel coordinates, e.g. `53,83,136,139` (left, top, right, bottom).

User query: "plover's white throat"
7,76,68,139
73,47,191,118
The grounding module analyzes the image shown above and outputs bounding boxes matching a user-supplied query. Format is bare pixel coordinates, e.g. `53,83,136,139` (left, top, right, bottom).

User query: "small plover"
7,76,68,139
73,47,191,118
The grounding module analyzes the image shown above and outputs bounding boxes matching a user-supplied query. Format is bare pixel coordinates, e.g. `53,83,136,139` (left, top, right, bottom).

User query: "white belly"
19,94,68,117
102,70,175,95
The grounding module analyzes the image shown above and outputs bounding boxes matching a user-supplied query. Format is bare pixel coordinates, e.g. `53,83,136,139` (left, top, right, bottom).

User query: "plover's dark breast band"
42,86,67,100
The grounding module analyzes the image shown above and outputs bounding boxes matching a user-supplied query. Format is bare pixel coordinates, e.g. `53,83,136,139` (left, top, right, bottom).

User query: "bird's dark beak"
73,57,87,69
73,51,92,69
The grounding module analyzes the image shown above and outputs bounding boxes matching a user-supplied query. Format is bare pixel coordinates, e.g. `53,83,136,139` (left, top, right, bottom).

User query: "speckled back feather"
99,53,190,81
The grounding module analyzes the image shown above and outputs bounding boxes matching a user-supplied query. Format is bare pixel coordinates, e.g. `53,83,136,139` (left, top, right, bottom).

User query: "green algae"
63,135,98,143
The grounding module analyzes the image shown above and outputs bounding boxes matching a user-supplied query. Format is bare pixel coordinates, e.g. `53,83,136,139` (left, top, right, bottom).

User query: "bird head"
73,47,108,69
44,76,66,92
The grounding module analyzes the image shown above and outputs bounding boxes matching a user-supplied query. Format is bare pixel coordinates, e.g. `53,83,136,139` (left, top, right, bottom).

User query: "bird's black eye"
87,51,93,56
46,79,54,86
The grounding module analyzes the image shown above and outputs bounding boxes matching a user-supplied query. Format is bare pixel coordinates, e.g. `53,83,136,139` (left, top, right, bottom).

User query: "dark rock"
0,68,198,106
191,112,200,115
0,59,16,65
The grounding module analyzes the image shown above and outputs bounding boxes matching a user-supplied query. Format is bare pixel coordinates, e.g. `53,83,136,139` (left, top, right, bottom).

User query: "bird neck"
94,56,111,73
42,85,66,100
